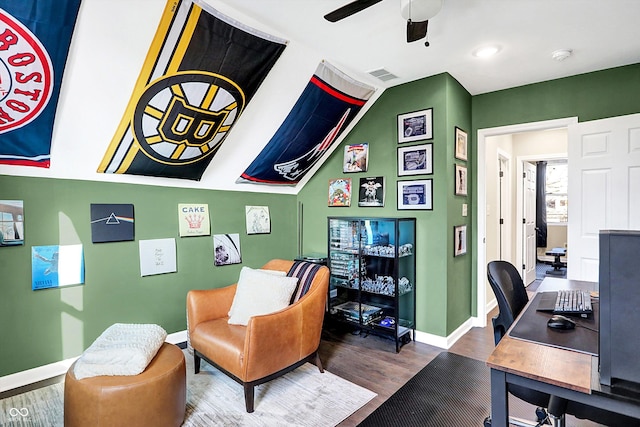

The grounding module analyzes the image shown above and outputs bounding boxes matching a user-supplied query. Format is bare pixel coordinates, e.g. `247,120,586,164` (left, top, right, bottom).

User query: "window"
545,160,568,223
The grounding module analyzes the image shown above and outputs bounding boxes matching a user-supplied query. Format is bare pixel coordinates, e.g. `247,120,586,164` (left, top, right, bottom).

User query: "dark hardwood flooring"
319,310,498,427
322,278,601,427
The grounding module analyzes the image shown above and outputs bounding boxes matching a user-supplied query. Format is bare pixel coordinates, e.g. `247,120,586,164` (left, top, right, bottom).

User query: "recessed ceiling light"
473,46,500,58
551,49,573,61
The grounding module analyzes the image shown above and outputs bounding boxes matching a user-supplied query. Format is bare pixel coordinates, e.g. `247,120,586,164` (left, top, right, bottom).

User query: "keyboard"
554,289,593,315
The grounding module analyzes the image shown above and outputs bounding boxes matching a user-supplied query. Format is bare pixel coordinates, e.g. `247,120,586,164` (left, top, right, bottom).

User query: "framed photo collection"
397,108,433,143
397,143,433,176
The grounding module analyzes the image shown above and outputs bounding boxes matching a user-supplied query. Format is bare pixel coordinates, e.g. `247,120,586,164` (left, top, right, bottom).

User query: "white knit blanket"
73,323,167,380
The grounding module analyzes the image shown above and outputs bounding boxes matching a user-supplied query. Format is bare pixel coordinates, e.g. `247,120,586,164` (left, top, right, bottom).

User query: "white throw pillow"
228,266,298,326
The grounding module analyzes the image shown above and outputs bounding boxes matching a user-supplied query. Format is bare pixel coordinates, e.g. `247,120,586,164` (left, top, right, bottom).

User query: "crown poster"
178,204,210,237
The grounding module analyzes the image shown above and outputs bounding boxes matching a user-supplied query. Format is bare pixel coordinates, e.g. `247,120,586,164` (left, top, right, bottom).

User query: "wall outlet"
462,204,468,217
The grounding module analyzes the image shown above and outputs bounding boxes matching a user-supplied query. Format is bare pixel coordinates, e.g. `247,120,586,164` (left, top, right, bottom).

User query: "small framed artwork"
343,143,369,173
328,178,352,207
397,108,433,143
454,225,467,257
455,164,468,196
397,179,433,210
455,127,468,161
245,206,270,234
90,203,135,243
213,233,242,266
358,176,385,207
397,143,433,176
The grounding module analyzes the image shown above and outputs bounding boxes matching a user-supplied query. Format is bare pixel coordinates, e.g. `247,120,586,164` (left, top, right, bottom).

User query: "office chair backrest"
487,260,530,345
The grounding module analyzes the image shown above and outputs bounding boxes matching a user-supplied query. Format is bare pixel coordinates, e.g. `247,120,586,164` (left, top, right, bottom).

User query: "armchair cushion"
228,266,299,326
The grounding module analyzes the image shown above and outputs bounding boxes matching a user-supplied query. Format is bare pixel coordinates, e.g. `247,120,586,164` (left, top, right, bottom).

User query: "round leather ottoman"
64,342,186,427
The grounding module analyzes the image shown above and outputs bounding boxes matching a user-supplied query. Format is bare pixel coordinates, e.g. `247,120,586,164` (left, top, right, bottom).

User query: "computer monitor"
599,229,640,389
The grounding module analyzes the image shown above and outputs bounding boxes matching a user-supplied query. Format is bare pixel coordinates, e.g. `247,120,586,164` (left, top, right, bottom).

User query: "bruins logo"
132,72,245,165
0,12,53,133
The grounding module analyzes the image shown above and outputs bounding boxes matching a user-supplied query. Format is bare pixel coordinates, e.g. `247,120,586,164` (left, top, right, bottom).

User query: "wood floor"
319,309,498,427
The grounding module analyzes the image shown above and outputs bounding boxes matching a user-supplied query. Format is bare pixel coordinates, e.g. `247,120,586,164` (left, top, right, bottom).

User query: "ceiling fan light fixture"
473,45,500,58
400,0,443,21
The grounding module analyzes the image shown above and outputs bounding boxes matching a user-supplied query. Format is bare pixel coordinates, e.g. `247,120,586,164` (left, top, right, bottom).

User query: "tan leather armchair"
186,259,329,412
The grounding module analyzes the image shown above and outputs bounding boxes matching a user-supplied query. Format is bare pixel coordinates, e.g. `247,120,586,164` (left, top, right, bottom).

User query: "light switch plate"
462,204,468,217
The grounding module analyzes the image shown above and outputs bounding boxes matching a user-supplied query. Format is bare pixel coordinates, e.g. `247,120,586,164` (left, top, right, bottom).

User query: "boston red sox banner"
0,0,81,167
238,62,374,185
98,0,287,181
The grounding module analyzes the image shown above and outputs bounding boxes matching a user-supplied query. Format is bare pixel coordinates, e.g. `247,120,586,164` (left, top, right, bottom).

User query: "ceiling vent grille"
368,68,398,82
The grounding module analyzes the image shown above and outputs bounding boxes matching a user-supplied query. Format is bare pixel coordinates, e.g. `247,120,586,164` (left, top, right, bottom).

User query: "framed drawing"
328,178,352,207
455,164,468,196
397,179,433,210
358,176,385,207
454,225,467,257
343,143,369,173
455,127,468,161
397,108,433,143
245,206,271,234
397,143,433,176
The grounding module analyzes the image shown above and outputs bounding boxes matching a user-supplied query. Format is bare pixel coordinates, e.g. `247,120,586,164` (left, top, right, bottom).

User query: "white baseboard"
414,317,474,350
0,330,189,393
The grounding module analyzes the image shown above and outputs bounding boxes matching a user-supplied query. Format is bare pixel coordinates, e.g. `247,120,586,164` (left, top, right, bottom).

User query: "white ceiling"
217,0,640,95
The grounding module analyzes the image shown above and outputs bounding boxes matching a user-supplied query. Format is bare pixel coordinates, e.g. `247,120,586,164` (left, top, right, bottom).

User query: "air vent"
368,68,398,82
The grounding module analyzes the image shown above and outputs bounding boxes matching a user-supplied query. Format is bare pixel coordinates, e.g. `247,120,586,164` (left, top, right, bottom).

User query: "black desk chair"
485,260,554,427
485,260,639,427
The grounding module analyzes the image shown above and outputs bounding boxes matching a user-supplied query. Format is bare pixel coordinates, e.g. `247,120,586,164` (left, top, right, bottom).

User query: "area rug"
0,349,376,426
358,352,535,427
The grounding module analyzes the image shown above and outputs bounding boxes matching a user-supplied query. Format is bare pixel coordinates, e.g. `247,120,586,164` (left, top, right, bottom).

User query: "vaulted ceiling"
219,0,640,95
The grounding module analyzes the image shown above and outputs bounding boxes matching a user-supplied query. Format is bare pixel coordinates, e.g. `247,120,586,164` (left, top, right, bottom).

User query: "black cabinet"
327,217,416,352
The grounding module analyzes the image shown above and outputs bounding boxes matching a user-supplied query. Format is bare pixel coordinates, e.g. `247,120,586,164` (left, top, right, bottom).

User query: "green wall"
469,63,640,314
0,175,297,376
298,73,472,337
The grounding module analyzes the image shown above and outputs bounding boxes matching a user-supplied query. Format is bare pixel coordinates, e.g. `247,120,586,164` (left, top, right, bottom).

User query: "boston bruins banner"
98,0,286,180
0,0,81,167
238,62,374,185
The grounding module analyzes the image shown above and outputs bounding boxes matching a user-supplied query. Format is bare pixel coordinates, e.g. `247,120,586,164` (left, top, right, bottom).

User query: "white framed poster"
139,238,177,276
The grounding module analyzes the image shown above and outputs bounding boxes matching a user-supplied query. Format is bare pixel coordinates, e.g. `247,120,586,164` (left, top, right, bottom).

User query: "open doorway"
474,117,577,328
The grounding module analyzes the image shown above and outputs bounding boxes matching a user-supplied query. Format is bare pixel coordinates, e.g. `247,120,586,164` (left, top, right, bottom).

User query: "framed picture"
245,206,271,234
397,179,433,210
90,203,135,243
455,164,468,196
213,233,242,266
358,176,385,207
397,108,433,143
343,143,369,173
397,143,433,176
454,225,467,257
455,127,468,161
328,178,352,207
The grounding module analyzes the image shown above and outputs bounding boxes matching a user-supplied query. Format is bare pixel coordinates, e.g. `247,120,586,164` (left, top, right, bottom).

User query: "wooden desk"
486,278,640,426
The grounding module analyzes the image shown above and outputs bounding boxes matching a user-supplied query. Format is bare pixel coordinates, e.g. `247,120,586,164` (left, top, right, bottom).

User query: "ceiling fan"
324,0,443,45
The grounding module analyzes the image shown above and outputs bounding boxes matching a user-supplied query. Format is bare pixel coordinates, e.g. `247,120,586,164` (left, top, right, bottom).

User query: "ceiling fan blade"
324,0,384,22
406,19,428,43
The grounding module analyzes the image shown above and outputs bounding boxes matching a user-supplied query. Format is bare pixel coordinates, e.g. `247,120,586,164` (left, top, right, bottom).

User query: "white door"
523,161,537,285
567,113,640,281
498,155,511,261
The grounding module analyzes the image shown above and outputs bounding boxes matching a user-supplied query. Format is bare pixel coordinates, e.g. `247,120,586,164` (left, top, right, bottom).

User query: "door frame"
515,155,566,285
475,117,577,327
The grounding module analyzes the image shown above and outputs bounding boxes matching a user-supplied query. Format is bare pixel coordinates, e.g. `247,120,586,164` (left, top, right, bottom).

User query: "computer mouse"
547,314,576,330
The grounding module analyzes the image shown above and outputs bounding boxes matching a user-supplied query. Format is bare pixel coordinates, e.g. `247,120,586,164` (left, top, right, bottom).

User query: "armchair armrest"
186,285,236,333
